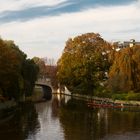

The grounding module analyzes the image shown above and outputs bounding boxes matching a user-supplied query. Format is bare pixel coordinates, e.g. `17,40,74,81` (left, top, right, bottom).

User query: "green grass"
126,92,140,101
112,93,127,100
94,89,140,101
111,92,140,101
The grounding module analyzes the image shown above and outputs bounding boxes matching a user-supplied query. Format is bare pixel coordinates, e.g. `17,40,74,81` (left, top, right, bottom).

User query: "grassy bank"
63,92,140,106
112,92,140,101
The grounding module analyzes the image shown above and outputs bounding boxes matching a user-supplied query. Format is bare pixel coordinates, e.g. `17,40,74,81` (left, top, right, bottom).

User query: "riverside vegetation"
1,32,140,104
57,33,140,101
0,37,39,103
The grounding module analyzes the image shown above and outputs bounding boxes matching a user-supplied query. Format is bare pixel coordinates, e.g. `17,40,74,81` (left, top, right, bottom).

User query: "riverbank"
25,87,45,102
62,93,140,107
0,87,43,111
0,100,17,110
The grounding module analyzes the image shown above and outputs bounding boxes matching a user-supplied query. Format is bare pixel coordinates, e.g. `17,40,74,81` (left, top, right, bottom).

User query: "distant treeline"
0,38,39,102
57,33,140,100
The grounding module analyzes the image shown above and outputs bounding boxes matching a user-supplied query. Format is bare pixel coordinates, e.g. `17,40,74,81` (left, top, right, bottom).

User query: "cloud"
0,0,67,12
0,0,136,23
0,0,139,60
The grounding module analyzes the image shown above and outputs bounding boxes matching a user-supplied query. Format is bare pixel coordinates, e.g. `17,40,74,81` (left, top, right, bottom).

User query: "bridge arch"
35,83,52,100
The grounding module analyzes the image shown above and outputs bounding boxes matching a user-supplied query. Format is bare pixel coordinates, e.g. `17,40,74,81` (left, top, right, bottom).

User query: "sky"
0,0,140,61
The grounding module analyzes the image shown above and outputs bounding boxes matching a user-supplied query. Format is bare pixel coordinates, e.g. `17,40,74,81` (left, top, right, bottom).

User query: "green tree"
0,38,39,101
22,59,39,97
0,39,26,100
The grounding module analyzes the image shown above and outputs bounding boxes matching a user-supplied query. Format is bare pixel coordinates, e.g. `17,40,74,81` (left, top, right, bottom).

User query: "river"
0,94,140,140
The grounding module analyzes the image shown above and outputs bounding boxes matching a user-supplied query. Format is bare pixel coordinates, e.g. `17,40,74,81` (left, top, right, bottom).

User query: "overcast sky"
0,0,140,60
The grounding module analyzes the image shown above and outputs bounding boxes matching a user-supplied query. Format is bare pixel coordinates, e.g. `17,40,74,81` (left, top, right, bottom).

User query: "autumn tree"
0,38,39,101
32,57,47,79
0,39,26,100
108,45,140,93
57,33,112,95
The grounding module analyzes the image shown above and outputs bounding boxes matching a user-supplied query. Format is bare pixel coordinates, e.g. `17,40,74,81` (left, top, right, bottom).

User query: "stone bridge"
35,78,53,100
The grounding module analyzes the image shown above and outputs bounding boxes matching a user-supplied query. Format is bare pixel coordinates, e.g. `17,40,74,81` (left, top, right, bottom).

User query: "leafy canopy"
57,33,112,95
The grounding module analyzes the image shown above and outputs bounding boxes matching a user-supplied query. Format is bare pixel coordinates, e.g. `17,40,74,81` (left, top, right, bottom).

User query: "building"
114,39,140,51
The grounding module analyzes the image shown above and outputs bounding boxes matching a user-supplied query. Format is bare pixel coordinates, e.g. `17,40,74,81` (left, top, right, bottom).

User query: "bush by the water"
112,93,127,100
112,92,140,101
126,92,140,101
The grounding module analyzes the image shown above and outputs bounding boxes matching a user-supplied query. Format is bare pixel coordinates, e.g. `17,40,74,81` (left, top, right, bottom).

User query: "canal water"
0,94,140,140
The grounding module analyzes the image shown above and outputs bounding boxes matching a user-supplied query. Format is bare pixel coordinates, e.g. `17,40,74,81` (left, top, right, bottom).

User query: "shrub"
94,87,112,98
112,93,127,100
126,93,140,101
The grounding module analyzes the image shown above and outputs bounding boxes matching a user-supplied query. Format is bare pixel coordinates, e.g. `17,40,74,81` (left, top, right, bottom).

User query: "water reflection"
58,96,140,140
32,98,64,140
0,102,39,140
0,95,140,140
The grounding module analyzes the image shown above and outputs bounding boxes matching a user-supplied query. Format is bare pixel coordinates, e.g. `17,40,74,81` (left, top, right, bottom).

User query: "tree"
0,39,26,100
22,59,39,97
57,33,112,95
108,45,140,92
45,65,58,89
32,57,47,79
0,38,39,101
